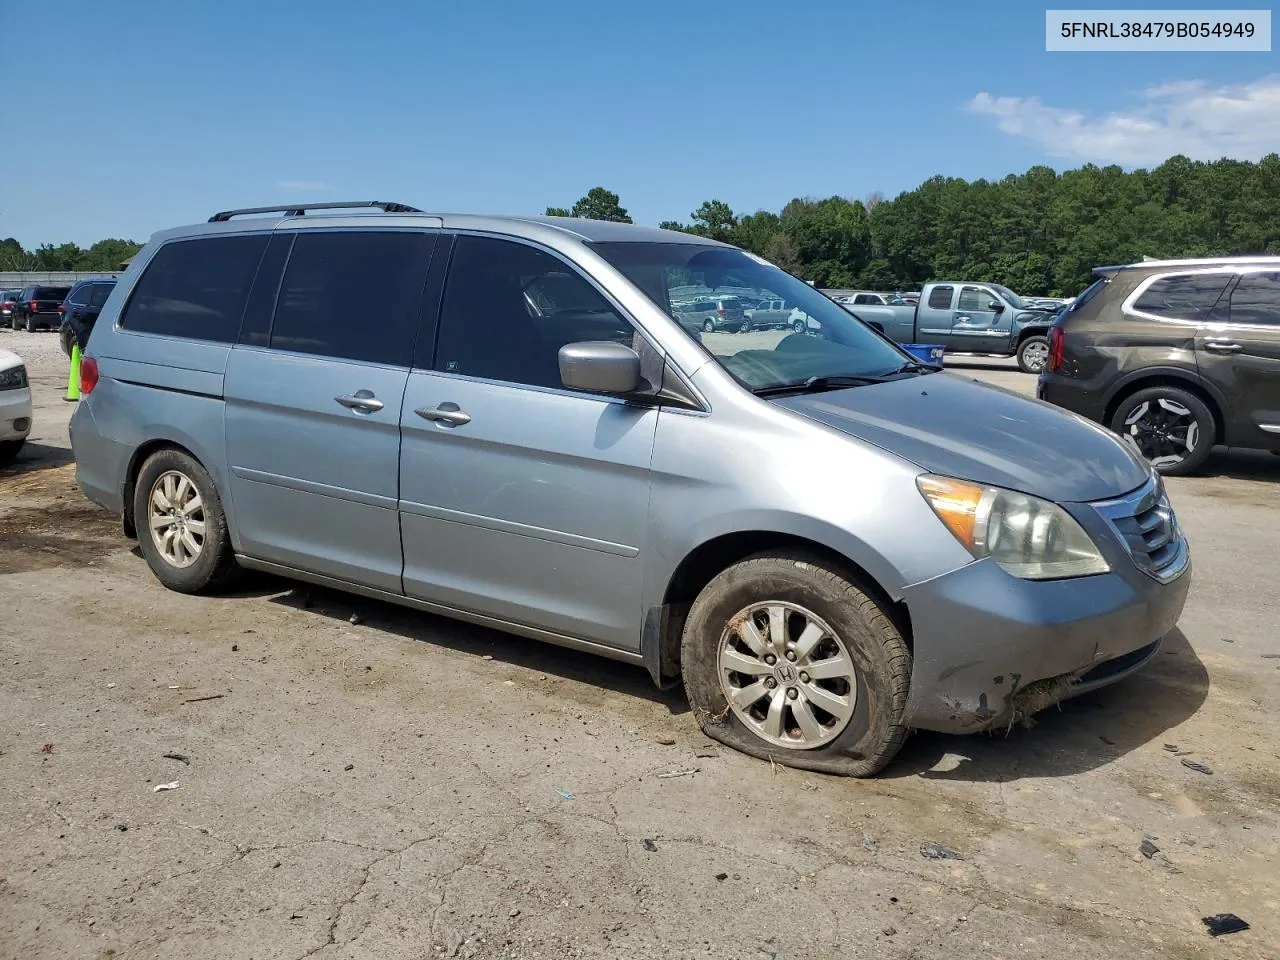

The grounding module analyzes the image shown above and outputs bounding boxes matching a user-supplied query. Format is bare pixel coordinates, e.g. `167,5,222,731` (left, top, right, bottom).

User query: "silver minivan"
69,202,1191,777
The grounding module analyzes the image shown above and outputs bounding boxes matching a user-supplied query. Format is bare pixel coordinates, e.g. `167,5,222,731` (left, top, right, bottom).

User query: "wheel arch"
644,529,912,687
1015,325,1051,346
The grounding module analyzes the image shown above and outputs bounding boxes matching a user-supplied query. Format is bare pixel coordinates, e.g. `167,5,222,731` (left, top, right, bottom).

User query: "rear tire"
1110,385,1215,476
24,314,35,333
702,319,714,333
681,552,911,778
133,449,240,593
0,439,24,466
1016,335,1049,374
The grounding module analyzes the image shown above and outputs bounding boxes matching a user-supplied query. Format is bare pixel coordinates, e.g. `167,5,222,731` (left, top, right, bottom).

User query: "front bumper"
900,508,1190,734
0,387,32,441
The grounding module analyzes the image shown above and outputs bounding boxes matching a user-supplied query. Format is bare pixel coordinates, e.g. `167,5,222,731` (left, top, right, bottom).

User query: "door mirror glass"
988,300,1005,312
558,341,641,394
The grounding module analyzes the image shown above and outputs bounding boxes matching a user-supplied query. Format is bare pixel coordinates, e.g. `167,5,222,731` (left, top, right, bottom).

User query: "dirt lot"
2,333,1278,960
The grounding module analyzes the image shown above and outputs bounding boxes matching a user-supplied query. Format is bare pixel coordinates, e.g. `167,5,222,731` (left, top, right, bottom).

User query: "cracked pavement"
1,346,1278,959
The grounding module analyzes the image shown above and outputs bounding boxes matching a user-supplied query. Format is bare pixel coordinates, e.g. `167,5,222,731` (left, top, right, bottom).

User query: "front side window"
957,286,994,312
89,284,114,308
593,242,909,392
121,235,268,342
435,236,644,390
270,231,433,365
927,285,953,310
1131,272,1231,324
1225,272,1280,326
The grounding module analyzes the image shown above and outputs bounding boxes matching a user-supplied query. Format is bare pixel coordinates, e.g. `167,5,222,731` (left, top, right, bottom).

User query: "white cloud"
969,75,1280,166
276,180,333,191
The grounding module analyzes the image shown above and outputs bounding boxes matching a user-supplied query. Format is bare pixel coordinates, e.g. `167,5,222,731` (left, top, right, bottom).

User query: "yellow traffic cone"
65,343,81,402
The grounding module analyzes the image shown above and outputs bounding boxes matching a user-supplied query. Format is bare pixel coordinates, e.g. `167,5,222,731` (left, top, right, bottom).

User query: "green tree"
571,187,632,223
544,206,572,217
689,199,737,242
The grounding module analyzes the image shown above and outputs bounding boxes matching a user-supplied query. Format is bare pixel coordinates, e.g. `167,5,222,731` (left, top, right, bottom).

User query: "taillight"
1047,326,1065,373
58,303,66,314
716,308,726,316
80,356,99,395
29,301,39,312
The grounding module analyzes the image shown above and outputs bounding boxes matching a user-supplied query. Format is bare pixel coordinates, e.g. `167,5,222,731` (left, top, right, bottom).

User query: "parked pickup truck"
839,281,1059,373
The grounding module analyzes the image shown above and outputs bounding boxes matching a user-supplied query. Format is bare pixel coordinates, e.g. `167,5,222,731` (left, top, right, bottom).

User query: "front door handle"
1203,340,1243,354
955,315,972,323
415,402,471,427
335,389,384,413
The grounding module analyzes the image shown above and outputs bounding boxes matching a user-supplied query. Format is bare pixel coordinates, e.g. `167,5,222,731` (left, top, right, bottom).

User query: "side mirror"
558,341,641,395
988,300,1005,312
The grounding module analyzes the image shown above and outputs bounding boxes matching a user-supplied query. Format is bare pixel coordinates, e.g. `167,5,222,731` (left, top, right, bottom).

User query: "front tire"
792,319,806,333
702,319,715,333
0,438,24,466
1110,386,1215,476
1016,335,1049,374
133,449,240,593
681,552,911,778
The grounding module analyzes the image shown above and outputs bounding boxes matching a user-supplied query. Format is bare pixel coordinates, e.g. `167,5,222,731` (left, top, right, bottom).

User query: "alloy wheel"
1021,339,1049,372
717,601,857,750
1122,398,1199,468
148,470,207,568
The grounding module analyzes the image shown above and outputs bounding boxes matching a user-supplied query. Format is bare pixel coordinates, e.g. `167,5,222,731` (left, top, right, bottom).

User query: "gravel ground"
0,328,70,368
1,348,1278,960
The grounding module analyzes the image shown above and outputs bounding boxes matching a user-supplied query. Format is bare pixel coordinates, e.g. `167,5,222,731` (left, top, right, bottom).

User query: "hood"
0,347,22,372
774,372,1150,503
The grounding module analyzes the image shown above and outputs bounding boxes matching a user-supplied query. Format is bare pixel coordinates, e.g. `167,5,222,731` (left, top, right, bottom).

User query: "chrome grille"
1094,476,1189,583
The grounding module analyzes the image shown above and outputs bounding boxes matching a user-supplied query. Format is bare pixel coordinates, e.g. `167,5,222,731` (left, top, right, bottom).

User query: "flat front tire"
681,552,912,778
133,449,240,593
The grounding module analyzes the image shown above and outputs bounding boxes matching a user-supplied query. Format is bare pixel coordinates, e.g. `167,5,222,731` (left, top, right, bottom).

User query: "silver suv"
69,201,1190,777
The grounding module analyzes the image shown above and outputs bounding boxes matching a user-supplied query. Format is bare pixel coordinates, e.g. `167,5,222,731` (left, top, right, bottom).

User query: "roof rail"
208,200,424,223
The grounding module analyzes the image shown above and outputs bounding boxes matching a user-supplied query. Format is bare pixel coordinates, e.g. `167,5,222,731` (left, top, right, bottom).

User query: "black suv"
58,278,117,356
14,285,72,331
1038,257,1280,475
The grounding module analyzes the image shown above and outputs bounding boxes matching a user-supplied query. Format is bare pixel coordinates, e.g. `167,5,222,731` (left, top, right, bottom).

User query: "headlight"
0,365,27,391
917,475,1109,580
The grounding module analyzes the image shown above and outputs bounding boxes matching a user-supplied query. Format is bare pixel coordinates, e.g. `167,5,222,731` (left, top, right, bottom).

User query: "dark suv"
14,285,72,331
1038,257,1280,475
58,278,117,356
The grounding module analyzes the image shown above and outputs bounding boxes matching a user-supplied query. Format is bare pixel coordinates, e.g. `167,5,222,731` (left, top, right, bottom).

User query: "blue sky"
3,0,1275,246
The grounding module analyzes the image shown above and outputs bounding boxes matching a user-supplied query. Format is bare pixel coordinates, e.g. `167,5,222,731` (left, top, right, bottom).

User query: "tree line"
0,237,143,273
550,155,1280,296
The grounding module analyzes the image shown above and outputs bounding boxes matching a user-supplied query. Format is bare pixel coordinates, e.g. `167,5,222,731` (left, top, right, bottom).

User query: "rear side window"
1131,273,1230,324
89,284,114,308
270,231,434,365
927,285,953,310
121,235,268,342
66,285,91,305
1225,272,1280,326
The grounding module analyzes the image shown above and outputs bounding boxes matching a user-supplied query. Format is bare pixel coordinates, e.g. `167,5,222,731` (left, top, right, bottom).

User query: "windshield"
989,284,1027,310
592,242,911,391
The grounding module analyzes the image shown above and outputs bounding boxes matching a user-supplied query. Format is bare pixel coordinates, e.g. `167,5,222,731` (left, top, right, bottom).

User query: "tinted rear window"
927,285,953,309
36,286,71,299
1131,273,1231,324
120,235,268,342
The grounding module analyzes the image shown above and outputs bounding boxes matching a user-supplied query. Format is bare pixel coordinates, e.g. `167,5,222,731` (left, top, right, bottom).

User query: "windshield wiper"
753,374,894,396
892,360,940,375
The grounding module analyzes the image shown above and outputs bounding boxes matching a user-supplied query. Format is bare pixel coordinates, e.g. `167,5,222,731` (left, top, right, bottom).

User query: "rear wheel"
1016,335,1049,374
1110,386,1215,476
737,320,751,333
133,449,240,593
702,319,715,333
24,314,35,333
681,552,911,778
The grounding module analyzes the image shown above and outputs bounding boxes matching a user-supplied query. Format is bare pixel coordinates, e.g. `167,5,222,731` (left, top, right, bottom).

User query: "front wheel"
1016,335,1049,374
133,449,240,593
792,319,806,333
702,319,715,333
0,438,24,466
737,320,751,333
1110,386,1215,476
681,552,912,778
9,314,20,331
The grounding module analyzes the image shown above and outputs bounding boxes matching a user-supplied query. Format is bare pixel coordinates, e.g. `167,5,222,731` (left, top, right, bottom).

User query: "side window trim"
433,230,666,397
1122,269,1233,326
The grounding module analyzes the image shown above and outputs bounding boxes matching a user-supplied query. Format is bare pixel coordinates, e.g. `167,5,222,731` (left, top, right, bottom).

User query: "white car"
0,346,32,465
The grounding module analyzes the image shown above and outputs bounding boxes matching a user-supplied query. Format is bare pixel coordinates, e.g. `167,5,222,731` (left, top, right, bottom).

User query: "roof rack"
208,201,424,223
